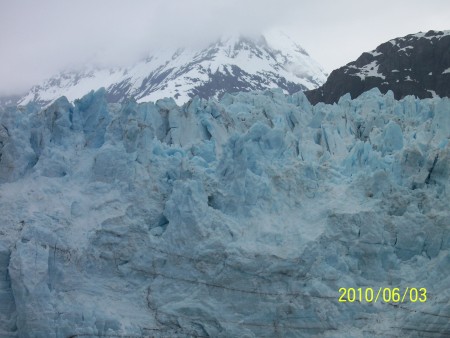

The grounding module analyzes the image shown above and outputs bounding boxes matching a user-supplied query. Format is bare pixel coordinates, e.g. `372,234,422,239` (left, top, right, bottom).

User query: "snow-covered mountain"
1,87,449,336
306,29,450,104
18,31,327,106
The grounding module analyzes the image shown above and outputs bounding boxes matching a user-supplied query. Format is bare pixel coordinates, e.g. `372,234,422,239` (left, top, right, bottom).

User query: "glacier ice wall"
0,87,449,337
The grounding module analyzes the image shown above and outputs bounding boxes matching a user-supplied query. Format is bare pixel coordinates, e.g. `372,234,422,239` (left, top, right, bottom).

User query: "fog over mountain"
17,31,327,106
1,0,450,96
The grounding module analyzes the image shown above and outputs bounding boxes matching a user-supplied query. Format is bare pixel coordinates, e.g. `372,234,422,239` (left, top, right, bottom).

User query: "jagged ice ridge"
0,87,449,337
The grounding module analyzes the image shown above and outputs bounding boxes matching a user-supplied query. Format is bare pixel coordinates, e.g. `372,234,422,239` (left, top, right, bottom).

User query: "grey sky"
1,0,449,96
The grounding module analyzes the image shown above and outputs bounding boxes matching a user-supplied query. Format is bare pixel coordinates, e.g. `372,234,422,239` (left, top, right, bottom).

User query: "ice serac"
0,242,16,336
0,87,449,337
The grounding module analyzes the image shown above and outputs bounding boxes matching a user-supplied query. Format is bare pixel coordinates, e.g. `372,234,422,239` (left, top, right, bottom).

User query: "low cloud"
1,0,449,96
0,0,298,95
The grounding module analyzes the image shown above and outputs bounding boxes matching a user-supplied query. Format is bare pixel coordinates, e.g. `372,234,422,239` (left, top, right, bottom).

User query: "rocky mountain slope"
16,31,326,107
0,87,449,337
306,30,450,104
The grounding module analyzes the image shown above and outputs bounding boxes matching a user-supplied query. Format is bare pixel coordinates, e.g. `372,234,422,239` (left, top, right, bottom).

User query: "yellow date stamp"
338,287,427,303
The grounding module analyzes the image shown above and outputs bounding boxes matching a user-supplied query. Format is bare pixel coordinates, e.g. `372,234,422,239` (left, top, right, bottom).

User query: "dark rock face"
189,65,306,100
306,30,450,104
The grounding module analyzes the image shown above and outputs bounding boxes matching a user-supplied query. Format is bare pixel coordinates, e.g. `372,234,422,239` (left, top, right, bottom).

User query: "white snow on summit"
410,29,450,39
388,29,450,46
18,31,327,106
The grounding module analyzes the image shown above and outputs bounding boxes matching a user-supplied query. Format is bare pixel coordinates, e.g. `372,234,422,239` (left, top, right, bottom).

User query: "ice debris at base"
0,87,449,337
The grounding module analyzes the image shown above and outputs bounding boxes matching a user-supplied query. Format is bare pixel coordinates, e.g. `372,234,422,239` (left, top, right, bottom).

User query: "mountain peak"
16,32,327,107
399,29,450,42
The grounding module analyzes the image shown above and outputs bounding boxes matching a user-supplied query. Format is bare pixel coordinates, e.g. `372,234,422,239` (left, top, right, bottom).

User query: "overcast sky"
1,0,449,96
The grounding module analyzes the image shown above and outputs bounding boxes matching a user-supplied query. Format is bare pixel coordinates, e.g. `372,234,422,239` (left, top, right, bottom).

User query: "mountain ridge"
16,31,327,107
305,29,450,104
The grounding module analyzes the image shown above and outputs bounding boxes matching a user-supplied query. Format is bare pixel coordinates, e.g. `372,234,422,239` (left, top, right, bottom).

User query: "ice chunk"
73,88,110,148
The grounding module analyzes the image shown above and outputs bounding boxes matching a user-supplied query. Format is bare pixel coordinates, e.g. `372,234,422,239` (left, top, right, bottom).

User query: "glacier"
0,87,449,337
